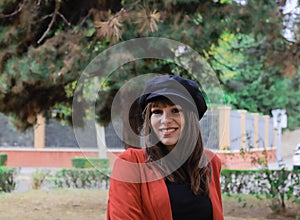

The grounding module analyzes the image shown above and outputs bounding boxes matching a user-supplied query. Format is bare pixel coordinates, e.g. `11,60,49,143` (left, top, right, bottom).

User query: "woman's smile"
160,127,178,136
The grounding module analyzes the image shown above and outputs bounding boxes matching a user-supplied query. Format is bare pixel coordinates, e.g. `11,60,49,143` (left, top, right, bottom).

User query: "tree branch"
58,11,71,26
78,10,91,27
37,0,61,44
109,0,141,22
40,13,54,21
0,0,26,18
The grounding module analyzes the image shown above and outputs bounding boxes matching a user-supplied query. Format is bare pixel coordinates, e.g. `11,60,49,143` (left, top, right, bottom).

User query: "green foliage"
53,168,110,189
72,158,110,169
227,59,298,129
0,154,7,166
210,31,300,129
285,69,300,130
262,168,300,213
220,0,233,3
228,61,288,112
0,167,19,192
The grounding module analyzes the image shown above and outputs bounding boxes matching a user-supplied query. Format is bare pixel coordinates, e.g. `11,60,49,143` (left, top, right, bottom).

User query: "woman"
107,75,223,220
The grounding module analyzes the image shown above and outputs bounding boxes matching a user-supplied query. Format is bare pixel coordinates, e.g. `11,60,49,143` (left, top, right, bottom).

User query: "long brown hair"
142,99,211,195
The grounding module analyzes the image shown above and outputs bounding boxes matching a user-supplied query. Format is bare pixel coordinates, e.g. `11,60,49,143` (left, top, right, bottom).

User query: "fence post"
263,115,269,149
34,114,45,148
218,106,231,150
237,110,247,150
250,113,259,148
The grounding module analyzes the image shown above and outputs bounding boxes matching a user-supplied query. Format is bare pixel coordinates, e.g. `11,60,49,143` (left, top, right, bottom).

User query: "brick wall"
0,148,276,170
217,149,276,170
0,148,121,168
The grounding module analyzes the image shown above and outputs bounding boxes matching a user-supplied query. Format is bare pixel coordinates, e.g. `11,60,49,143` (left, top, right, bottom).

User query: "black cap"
139,75,207,120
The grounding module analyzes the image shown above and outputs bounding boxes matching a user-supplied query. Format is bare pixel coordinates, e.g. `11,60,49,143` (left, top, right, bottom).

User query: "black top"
166,182,213,220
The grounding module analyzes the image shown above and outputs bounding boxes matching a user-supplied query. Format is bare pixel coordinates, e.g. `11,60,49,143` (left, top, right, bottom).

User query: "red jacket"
107,148,224,220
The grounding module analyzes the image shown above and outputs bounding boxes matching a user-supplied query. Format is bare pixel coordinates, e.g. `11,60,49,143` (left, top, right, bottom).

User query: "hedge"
52,167,300,195
72,157,109,169
0,167,19,192
53,168,111,189
0,154,7,166
221,169,300,196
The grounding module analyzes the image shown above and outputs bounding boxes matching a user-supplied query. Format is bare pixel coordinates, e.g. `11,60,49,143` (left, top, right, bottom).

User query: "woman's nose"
161,111,171,123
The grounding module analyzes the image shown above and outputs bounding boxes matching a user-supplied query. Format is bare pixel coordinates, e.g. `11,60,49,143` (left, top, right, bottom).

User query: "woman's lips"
160,128,177,135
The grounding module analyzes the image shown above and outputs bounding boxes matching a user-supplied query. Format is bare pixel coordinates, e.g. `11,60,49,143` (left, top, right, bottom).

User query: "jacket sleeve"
205,149,224,220
213,155,223,209
107,149,144,220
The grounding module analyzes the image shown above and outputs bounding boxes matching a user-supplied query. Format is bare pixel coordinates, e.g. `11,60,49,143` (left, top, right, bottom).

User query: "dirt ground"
0,189,299,220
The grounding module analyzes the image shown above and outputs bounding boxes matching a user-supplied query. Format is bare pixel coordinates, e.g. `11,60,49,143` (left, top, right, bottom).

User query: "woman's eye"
172,108,182,113
151,109,161,114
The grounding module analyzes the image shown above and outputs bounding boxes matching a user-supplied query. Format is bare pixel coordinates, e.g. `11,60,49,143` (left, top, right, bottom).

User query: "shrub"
221,169,300,194
72,157,109,169
0,154,7,166
53,168,110,189
221,169,300,213
0,167,19,192
32,169,51,190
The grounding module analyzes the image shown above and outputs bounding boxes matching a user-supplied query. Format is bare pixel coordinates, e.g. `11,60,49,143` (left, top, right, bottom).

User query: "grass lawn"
223,193,300,220
0,189,107,220
0,189,298,220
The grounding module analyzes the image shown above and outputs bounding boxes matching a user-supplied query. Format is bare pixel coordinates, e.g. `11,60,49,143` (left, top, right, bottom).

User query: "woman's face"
150,102,185,150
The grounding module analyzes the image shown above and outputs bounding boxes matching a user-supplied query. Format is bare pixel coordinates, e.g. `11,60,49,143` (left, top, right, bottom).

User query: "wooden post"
218,106,231,150
263,115,269,149
237,110,247,150
250,113,259,148
34,114,45,148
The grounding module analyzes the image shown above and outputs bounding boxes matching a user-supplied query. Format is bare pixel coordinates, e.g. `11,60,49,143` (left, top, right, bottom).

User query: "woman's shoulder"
118,148,147,163
110,148,147,183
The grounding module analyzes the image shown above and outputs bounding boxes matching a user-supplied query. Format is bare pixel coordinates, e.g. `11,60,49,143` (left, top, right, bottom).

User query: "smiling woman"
107,75,224,220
